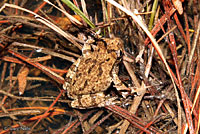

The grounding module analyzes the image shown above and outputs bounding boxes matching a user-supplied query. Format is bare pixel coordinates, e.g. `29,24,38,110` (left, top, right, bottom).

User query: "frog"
63,37,128,109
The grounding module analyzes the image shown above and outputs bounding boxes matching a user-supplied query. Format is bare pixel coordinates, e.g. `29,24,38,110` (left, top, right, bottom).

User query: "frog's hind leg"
70,92,117,109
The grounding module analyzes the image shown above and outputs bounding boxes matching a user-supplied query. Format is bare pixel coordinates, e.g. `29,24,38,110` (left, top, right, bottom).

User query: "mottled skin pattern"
63,38,126,109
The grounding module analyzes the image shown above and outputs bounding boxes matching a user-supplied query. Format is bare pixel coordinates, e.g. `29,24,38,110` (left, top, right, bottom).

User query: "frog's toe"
97,96,118,107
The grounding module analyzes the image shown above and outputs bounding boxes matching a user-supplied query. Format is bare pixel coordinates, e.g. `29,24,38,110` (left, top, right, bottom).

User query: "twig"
0,89,69,103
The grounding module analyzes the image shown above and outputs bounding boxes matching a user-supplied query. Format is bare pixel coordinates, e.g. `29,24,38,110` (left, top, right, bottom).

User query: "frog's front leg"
111,65,131,98
71,92,117,109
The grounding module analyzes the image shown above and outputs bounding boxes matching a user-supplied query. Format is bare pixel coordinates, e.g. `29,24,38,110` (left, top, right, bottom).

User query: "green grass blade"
61,0,95,28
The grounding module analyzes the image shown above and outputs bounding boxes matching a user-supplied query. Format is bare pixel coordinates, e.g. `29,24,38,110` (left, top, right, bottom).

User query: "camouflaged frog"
63,38,128,109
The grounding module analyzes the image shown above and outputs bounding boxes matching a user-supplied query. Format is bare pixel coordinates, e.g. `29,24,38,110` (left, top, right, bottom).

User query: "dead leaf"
17,67,29,95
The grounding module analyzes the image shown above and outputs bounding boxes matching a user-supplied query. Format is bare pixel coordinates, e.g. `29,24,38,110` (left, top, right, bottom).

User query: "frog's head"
105,38,124,57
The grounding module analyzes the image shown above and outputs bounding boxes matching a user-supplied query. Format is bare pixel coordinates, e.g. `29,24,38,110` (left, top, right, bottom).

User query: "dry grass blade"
188,20,200,73
12,42,77,62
